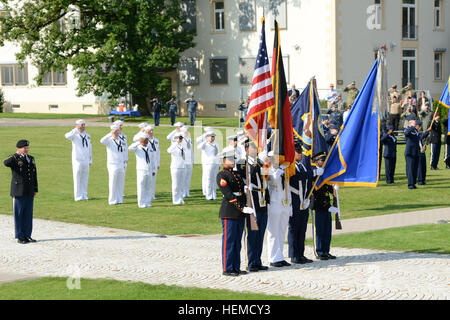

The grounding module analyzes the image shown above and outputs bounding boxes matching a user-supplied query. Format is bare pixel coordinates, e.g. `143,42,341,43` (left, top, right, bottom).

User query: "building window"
239,57,256,85
213,1,225,32
269,0,287,30
374,0,383,28
40,67,67,86
402,0,417,40
210,58,228,85
402,49,417,88
215,104,227,111
11,104,20,110
179,57,199,86
0,64,28,86
434,0,442,29
239,0,256,32
434,52,443,81
49,104,59,110
83,104,93,111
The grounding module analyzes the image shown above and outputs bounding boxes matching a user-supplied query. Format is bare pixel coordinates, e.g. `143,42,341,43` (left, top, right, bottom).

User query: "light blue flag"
316,56,385,189
438,77,450,136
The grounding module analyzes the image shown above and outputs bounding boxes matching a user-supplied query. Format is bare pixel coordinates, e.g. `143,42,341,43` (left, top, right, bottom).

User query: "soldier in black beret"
216,146,254,276
3,140,38,244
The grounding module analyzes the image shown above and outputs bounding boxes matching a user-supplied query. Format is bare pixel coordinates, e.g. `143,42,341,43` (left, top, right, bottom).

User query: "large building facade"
1,0,449,116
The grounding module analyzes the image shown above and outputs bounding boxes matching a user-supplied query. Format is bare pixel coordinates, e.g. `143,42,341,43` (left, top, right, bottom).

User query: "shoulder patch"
220,178,227,187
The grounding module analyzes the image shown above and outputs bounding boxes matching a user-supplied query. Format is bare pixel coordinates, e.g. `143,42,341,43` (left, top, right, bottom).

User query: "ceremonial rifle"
245,152,259,231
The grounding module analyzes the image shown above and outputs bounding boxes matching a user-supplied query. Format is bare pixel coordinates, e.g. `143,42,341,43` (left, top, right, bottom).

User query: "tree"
0,87,5,112
0,0,195,115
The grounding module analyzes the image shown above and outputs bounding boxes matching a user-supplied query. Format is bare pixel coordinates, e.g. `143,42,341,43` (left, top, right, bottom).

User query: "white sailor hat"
113,120,124,126
75,119,85,125
204,127,213,132
138,122,148,128
236,130,245,136
220,146,236,159
144,125,154,131
174,122,184,127
110,124,120,130
205,131,216,137
136,132,150,140
227,135,238,141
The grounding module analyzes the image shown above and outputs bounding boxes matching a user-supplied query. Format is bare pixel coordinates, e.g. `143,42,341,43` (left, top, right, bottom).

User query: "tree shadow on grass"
361,203,450,212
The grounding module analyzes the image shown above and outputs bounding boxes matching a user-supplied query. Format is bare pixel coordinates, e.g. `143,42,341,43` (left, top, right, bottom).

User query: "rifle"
245,153,259,231
333,187,342,230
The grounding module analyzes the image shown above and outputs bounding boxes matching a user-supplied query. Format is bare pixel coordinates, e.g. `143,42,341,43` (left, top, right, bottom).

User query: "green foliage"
0,87,4,112
0,0,195,114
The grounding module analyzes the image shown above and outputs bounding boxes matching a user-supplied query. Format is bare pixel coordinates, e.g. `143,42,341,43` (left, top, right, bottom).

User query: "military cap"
144,124,154,131
113,120,124,126
16,140,30,148
110,124,120,130
407,116,416,121
219,146,236,160
204,127,213,132
329,124,339,130
312,151,327,162
136,132,150,140
351,81,356,85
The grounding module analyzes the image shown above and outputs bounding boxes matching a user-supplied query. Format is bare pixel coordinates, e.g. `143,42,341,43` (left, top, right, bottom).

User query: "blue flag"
316,57,384,189
291,78,328,165
439,77,450,136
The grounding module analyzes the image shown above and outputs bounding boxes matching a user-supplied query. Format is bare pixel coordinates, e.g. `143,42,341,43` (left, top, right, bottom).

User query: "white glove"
328,206,339,214
333,184,339,191
244,185,253,193
302,199,310,209
279,164,287,170
243,207,255,215
314,168,324,177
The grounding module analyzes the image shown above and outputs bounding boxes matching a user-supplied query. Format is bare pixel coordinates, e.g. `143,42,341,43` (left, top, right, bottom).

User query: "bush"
0,88,5,113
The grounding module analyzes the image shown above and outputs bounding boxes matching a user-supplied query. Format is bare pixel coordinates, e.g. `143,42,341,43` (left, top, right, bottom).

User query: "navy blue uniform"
217,168,247,274
288,158,314,260
381,133,397,184
238,158,269,270
418,133,427,185
404,126,428,189
4,153,38,240
311,184,334,258
429,120,442,170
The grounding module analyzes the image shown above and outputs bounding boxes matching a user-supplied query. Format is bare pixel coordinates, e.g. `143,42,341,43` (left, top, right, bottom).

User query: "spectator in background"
288,84,300,99
326,84,338,109
417,91,430,112
343,104,352,124
406,91,417,114
389,85,400,102
151,97,162,127
401,105,417,128
343,81,359,107
418,103,433,133
389,96,402,131
327,105,344,129
166,97,178,126
184,96,198,126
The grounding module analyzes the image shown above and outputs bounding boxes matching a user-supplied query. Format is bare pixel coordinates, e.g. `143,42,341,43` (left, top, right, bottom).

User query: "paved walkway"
0,209,449,300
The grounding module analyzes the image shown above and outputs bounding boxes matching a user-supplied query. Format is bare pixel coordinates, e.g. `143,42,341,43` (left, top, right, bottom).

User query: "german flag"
268,20,295,178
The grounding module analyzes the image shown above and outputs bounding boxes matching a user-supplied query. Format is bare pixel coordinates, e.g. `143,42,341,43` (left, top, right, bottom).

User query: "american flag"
245,18,274,152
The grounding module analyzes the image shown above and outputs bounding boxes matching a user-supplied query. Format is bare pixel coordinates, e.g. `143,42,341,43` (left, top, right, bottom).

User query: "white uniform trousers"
72,161,90,201
204,164,218,200
108,164,125,205
266,203,291,263
121,163,127,197
171,168,186,204
137,170,153,208
183,164,193,197
201,163,207,196
150,170,157,200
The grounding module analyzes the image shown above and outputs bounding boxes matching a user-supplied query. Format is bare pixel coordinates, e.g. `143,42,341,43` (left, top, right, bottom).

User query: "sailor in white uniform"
100,124,126,205
129,132,157,208
197,131,220,200
266,151,292,267
144,125,160,200
166,122,184,141
113,120,128,197
132,122,149,142
64,119,92,201
167,134,187,205
196,127,214,196
227,135,243,171
181,125,194,198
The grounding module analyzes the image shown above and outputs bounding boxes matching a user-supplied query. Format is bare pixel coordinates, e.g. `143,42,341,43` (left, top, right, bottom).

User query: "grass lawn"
0,277,304,300
0,125,449,235
306,223,450,255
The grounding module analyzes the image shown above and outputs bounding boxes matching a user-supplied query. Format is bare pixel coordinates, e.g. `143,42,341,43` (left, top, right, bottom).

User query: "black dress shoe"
317,254,329,260
300,256,313,264
17,238,29,244
269,261,284,267
291,257,302,264
27,238,37,243
222,271,239,277
326,253,336,259
236,270,248,275
280,260,291,267
257,265,269,271
247,266,259,272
